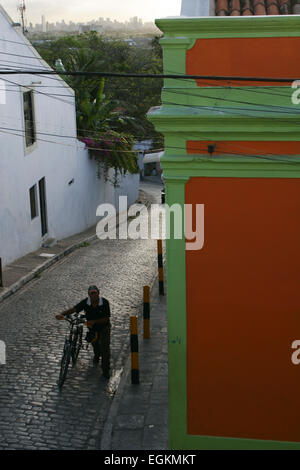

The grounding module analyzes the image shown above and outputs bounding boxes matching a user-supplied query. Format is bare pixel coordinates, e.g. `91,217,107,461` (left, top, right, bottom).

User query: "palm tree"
59,48,138,184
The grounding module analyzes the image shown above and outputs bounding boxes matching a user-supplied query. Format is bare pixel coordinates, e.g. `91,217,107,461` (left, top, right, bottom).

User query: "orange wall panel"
186,37,300,86
185,177,300,441
187,140,300,156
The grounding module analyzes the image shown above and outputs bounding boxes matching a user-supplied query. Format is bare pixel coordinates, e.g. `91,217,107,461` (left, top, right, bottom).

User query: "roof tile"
230,0,241,15
215,0,295,15
216,0,230,15
242,0,253,14
279,0,290,14
266,0,280,14
293,0,300,14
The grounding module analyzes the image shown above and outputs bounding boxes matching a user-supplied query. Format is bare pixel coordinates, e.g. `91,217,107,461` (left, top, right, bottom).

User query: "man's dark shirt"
74,297,110,331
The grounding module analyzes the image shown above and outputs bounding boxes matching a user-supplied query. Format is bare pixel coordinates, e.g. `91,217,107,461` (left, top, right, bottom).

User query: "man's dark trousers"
92,324,110,373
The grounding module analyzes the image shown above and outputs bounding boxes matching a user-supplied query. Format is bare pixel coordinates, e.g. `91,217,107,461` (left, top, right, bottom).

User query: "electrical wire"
163,71,296,99
1,89,300,149
0,49,48,61
0,120,159,146
161,100,300,123
0,57,49,70
0,81,75,98
170,144,300,165
0,125,139,153
0,35,44,47
1,123,299,165
0,69,299,82
1,63,300,159
0,76,75,106
2,76,300,129
163,89,300,115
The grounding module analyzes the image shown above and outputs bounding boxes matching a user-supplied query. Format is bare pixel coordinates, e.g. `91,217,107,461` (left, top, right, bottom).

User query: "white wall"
181,0,215,16
54,146,140,241
0,7,140,267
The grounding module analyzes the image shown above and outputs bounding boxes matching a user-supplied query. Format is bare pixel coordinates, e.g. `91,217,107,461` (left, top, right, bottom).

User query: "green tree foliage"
35,32,163,140
35,32,164,184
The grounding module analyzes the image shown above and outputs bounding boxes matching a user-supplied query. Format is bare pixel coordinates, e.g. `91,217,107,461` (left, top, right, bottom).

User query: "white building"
0,5,139,267
180,0,215,16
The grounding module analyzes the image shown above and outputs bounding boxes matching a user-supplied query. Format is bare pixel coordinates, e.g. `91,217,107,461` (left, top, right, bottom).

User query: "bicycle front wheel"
71,328,83,366
58,340,71,389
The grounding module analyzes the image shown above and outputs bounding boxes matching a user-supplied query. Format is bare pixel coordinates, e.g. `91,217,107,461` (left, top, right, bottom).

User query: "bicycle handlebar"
64,313,87,325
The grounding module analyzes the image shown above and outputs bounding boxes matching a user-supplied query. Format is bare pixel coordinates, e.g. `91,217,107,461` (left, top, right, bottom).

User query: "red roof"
215,0,300,16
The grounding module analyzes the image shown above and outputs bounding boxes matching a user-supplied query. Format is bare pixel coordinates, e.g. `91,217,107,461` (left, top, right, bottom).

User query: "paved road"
0,182,161,450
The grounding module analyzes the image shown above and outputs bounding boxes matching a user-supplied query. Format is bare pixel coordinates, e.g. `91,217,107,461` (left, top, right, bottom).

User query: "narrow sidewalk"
0,179,163,304
100,278,169,451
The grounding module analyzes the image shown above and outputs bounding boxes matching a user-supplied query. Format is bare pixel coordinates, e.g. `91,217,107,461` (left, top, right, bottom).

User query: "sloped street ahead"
0,181,161,450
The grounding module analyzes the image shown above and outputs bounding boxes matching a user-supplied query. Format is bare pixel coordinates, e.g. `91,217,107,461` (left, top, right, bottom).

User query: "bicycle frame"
58,313,86,389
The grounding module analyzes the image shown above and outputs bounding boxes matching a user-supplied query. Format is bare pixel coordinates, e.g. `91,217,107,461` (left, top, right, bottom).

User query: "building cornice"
156,15,300,39
148,105,300,139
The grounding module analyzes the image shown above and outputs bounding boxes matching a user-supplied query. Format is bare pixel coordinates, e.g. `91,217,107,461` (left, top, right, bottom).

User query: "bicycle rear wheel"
58,340,71,388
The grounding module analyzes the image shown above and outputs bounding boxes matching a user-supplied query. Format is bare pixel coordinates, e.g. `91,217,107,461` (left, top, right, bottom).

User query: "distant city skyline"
27,15,159,34
0,0,182,25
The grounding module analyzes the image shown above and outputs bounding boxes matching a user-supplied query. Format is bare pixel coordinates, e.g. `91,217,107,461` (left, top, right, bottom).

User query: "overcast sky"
1,0,182,24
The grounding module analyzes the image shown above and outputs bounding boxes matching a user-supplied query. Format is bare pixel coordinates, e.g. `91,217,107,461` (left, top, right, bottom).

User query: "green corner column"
164,175,189,449
148,15,300,450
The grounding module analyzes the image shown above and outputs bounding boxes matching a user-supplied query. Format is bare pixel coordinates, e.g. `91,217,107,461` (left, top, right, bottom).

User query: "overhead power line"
0,69,299,82
1,122,300,165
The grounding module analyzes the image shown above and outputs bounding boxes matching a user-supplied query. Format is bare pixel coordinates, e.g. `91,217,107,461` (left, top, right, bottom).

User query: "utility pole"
18,0,26,34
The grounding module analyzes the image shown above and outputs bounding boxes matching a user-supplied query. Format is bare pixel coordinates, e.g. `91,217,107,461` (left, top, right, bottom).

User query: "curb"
100,354,131,450
0,185,160,305
100,271,159,451
0,233,98,304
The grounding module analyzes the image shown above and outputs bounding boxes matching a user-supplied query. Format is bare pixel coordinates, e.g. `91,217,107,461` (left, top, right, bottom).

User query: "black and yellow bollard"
143,286,150,339
130,316,139,384
157,240,164,296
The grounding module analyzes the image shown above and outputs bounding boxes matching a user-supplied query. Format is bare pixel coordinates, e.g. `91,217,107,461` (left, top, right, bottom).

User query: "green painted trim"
164,131,300,142
165,176,189,450
148,105,299,123
148,106,300,140
165,174,300,450
155,15,300,39
171,434,300,450
164,167,300,179
160,154,300,178
161,86,296,109
162,154,300,163
150,13,300,449
159,37,197,89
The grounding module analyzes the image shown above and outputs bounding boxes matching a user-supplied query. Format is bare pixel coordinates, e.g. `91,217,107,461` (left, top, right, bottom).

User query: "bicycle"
58,312,86,389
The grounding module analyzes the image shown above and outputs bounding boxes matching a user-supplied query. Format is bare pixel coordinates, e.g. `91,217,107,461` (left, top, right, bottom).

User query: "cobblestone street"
0,182,162,450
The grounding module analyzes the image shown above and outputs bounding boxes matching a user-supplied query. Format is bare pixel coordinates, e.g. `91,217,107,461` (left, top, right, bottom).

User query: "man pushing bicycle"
56,285,111,378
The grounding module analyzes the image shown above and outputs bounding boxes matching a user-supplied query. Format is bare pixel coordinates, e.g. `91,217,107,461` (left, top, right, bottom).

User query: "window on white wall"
29,184,38,219
39,177,48,237
23,90,36,147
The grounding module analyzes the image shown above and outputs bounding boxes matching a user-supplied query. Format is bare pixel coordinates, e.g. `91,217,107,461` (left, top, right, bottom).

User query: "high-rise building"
41,14,46,32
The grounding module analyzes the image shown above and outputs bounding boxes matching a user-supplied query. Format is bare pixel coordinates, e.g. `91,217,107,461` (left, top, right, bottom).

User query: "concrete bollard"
143,286,150,339
130,316,139,384
157,240,164,296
